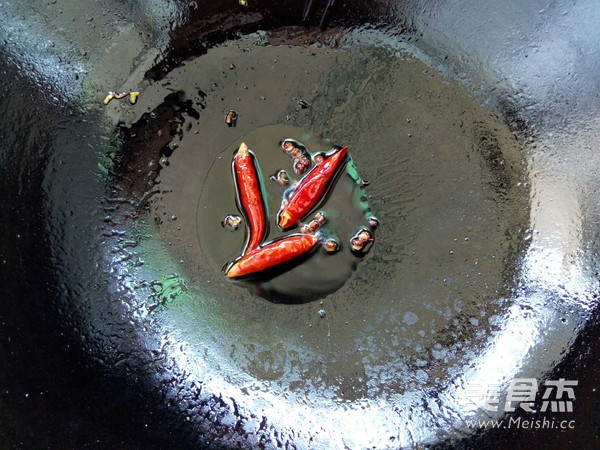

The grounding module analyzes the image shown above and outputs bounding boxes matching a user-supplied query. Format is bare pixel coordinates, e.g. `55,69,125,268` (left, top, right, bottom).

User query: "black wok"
1,0,598,448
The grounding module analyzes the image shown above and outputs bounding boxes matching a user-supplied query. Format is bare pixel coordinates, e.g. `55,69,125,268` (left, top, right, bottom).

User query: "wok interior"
1,0,599,448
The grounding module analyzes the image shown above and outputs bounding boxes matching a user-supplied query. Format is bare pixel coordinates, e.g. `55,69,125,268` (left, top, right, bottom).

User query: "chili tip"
237,142,249,156
278,210,293,229
226,262,242,278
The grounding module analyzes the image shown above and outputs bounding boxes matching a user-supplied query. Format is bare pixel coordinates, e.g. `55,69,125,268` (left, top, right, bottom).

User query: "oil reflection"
11,0,598,447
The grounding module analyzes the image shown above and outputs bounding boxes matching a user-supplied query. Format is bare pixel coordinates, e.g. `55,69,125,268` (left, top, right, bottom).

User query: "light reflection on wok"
3,0,599,448
150,243,592,448
112,27,596,447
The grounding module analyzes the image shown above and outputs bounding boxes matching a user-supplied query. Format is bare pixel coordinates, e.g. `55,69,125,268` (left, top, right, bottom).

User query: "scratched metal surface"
0,0,599,449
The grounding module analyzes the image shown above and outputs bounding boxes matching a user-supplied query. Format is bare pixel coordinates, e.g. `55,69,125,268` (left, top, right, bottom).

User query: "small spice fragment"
103,90,139,105
368,217,380,229
270,169,290,186
102,92,115,105
313,152,326,164
350,228,374,252
293,157,312,175
224,110,238,127
129,91,140,104
300,212,326,234
222,214,242,230
323,239,340,254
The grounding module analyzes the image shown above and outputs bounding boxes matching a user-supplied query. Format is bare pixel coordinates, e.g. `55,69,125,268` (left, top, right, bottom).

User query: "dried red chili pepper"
233,142,267,253
277,146,349,230
226,233,319,278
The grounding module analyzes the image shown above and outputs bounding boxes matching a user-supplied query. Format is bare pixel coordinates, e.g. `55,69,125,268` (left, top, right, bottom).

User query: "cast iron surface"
1,0,598,449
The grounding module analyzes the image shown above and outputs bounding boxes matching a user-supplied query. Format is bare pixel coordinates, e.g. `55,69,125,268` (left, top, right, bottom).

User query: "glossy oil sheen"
133,35,530,402
5,1,600,448
198,125,374,302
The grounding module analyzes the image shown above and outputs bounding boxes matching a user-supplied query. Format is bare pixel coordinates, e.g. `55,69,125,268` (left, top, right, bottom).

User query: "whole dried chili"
277,146,349,230
233,142,267,253
226,234,319,278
